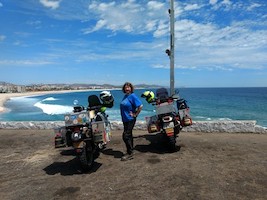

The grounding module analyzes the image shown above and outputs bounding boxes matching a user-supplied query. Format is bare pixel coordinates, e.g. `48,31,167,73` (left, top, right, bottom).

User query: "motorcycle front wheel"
79,143,94,171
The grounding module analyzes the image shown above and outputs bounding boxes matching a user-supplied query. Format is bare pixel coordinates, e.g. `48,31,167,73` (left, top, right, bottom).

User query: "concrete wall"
0,120,266,133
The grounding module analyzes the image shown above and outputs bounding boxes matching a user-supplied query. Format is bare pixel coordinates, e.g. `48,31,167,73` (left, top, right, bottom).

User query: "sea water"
1,87,267,127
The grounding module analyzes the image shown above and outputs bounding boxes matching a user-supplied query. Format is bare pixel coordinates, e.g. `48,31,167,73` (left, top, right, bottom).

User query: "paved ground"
0,129,266,200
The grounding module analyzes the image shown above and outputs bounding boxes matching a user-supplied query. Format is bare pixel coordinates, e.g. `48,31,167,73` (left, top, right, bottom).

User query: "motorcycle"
142,88,192,151
54,91,114,171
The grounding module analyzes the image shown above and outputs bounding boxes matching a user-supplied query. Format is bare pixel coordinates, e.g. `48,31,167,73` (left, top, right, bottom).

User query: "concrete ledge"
0,120,266,133
0,121,64,130
182,120,267,134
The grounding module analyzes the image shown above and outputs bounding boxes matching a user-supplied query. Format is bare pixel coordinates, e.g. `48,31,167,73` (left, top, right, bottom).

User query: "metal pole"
169,0,175,96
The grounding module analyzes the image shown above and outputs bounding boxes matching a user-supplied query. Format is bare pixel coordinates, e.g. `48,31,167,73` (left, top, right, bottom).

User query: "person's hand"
130,111,137,118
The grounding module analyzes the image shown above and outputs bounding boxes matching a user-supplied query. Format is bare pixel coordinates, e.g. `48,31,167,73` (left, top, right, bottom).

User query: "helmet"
141,91,155,103
100,90,114,104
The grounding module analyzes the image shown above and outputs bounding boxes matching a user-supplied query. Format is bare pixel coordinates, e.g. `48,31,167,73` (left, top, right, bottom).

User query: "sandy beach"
0,90,92,113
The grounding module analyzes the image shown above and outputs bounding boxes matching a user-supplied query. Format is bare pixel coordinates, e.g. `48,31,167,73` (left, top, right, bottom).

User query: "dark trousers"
122,118,136,155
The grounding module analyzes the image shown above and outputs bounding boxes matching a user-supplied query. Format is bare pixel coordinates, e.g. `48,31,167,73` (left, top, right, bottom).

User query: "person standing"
120,82,143,161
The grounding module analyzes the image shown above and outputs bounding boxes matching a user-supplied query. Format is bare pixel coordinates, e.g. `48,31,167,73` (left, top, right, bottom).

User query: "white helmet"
100,90,114,104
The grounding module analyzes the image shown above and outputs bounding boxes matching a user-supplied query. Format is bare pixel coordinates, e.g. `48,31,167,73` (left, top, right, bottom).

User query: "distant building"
0,84,26,93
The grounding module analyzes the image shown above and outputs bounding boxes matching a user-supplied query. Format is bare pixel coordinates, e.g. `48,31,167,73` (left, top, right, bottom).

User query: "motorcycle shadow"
101,148,124,159
134,133,181,154
43,149,102,175
60,148,76,156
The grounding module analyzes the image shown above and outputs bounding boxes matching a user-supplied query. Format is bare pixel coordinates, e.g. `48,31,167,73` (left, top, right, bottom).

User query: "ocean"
1,87,267,127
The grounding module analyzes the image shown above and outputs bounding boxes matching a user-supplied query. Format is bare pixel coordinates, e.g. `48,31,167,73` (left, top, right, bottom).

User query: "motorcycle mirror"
175,89,180,95
73,100,79,105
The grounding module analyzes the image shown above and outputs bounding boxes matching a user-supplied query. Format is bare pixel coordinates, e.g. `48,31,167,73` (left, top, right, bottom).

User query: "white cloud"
82,0,267,72
0,60,54,66
152,64,166,69
147,1,165,10
13,41,22,46
39,0,61,10
184,4,202,11
247,3,262,11
209,0,218,5
222,0,232,5
171,16,267,71
0,35,6,41
86,0,168,36
26,20,42,26
84,19,106,34
153,20,169,38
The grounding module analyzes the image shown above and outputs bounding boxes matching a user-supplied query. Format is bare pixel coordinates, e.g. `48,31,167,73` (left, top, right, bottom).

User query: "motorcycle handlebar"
149,96,179,105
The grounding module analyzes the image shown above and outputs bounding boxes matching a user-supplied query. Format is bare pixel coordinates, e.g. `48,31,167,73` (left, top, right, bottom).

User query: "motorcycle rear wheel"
168,134,177,152
165,125,179,152
169,121,181,152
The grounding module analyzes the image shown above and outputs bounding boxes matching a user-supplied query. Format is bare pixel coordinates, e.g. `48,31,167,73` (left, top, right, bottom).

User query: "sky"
0,0,266,88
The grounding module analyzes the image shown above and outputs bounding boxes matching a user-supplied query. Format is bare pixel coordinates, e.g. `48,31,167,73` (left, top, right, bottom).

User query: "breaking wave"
34,102,73,115
33,96,73,115
41,97,58,102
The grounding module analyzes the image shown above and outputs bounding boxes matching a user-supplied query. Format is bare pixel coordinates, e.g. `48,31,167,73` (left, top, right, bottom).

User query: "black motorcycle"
54,91,114,171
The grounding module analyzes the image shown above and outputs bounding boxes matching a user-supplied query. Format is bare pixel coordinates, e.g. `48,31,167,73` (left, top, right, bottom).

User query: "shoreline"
0,88,123,113
0,89,96,113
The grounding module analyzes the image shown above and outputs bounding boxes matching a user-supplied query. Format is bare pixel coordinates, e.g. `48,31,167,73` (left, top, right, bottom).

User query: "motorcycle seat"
88,95,102,109
156,87,169,103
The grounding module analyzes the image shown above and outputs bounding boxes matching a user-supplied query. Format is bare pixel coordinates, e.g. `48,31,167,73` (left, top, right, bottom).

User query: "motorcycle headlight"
71,132,82,141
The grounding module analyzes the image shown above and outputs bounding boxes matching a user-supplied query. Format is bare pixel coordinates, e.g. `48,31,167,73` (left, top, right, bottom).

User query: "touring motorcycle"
54,91,114,171
142,88,192,151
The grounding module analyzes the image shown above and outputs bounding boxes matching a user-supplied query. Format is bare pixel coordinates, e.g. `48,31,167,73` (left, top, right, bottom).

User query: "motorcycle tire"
66,130,73,147
161,130,177,152
167,121,180,152
79,144,94,171
168,134,177,152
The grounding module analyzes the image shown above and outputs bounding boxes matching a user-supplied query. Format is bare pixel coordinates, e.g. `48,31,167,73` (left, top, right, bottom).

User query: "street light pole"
169,0,175,96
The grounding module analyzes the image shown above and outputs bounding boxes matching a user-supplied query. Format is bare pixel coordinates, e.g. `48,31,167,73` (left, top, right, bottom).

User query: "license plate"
73,142,84,149
165,127,174,136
